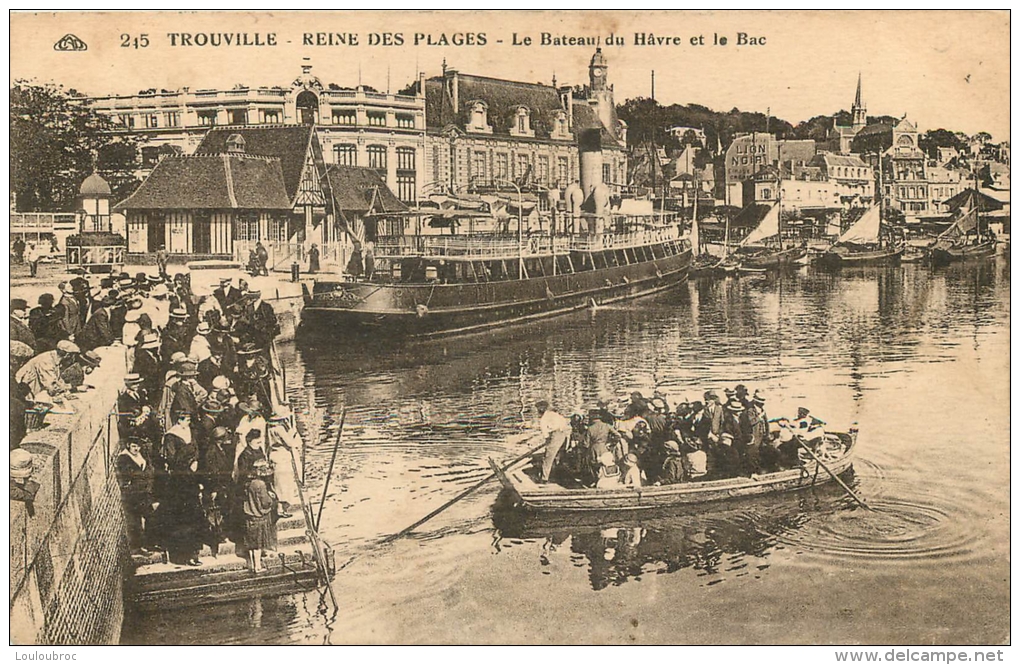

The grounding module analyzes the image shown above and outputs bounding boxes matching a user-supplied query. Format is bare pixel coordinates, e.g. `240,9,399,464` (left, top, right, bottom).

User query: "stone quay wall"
10,347,130,645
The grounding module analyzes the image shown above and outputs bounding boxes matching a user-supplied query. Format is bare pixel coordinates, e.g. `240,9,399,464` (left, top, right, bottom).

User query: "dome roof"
79,172,111,197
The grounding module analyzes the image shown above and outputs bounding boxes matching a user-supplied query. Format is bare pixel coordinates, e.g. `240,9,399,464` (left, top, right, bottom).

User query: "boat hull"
817,246,904,268
304,247,692,337
494,432,856,513
930,241,997,266
738,245,807,270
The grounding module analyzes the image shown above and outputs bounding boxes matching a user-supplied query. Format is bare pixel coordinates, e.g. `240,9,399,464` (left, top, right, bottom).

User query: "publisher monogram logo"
54,34,87,51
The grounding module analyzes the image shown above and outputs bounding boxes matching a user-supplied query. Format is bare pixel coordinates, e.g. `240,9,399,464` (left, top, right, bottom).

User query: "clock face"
593,67,604,77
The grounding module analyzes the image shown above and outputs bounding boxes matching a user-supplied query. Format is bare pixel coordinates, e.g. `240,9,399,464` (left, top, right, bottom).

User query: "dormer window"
467,101,492,134
551,111,571,140
511,106,534,138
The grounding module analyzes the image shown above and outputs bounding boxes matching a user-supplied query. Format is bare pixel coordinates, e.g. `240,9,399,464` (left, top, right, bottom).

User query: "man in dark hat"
734,384,751,409
171,361,208,422
118,373,157,451
160,308,192,365
698,390,724,449
58,281,81,339
76,293,116,351
156,244,169,278
236,343,272,413
29,293,66,352
10,299,36,351
738,392,767,475
213,277,241,311
623,391,649,420
199,425,234,555
60,349,101,390
246,290,280,351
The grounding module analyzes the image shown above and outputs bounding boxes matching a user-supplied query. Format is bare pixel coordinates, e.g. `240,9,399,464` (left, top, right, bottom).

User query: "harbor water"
123,258,1010,645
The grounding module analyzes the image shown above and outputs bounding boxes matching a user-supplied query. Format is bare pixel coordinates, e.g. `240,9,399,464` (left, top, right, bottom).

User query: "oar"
796,437,870,510
315,408,346,531
380,436,544,544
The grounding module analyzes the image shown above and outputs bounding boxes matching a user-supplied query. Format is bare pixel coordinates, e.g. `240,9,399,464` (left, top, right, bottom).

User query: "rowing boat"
489,430,857,513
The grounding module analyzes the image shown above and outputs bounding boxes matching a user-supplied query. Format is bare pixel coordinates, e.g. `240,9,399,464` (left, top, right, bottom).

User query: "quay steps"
128,518,324,611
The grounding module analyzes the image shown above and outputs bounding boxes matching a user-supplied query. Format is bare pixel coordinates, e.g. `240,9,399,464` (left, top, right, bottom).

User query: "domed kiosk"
66,171,126,273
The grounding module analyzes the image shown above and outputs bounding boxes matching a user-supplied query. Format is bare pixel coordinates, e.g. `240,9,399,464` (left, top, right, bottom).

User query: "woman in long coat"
243,459,277,573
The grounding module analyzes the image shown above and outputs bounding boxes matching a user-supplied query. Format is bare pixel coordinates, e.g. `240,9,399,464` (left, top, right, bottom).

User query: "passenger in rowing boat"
581,409,620,483
698,390,724,450
681,438,708,480
622,453,645,487
656,440,687,485
536,400,572,483
713,432,741,479
595,452,623,489
737,392,768,476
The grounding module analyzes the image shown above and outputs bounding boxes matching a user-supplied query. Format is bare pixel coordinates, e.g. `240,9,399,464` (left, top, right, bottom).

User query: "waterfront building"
810,153,874,208
852,115,929,216
724,133,817,208
422,48,627,199
115,124,404,267
925,164,965,214
88,61,426,204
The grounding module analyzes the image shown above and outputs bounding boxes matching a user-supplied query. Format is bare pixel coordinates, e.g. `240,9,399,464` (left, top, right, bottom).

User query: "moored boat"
929,188,1001,267
490,430,858,513
818,205,904,268
305,130,692,336
730,200,807,272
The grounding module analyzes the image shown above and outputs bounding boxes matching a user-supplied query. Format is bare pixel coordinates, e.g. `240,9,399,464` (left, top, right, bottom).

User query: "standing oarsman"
536,400,572,483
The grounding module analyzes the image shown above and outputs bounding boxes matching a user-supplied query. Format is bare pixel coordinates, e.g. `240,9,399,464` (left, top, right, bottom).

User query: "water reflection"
491,481,859,592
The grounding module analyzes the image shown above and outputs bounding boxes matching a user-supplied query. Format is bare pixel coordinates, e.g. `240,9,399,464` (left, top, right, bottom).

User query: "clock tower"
589,47,608,92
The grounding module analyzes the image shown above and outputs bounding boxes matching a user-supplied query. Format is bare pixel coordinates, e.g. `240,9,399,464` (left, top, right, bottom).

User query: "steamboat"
304,131,693,336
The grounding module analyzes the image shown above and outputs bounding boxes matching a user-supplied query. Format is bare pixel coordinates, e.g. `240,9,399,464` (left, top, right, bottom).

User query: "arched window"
552,111,570,139
468,101,491,133
296,90,318,125
512,107,533,137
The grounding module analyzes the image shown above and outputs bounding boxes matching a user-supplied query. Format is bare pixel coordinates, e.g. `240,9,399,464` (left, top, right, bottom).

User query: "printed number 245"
121,34,149,48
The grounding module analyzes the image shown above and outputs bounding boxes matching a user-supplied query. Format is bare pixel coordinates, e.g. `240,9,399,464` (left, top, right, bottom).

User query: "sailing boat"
731,198,807,271
929,188,997,266
818,205,904,267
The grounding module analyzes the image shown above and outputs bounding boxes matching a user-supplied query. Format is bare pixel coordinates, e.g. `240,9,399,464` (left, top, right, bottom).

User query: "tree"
918,128,966,159
11,81,140,211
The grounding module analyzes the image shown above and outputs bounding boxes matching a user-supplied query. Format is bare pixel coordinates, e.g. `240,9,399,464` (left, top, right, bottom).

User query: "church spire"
851,72,867,131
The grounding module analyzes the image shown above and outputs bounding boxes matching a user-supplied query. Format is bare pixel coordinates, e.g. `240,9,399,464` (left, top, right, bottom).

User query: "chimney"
445,67,459,114
559,86,573,130
579,128,603,199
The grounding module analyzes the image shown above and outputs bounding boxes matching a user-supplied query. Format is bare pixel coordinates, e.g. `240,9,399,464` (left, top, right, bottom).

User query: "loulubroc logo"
54,34,87,51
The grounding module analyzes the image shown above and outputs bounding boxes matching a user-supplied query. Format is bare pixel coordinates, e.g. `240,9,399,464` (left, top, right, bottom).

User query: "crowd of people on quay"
536,387,829,488
10,268,299,573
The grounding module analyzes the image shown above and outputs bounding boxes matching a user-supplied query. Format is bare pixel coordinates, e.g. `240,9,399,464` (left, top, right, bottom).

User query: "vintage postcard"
8,10,1010,649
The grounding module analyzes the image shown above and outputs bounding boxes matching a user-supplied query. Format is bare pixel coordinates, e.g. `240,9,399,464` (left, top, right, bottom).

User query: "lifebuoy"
415,304,429,318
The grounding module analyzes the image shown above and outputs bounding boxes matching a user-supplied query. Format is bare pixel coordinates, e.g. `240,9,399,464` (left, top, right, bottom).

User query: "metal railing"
11,212,77,233
233,240,345,272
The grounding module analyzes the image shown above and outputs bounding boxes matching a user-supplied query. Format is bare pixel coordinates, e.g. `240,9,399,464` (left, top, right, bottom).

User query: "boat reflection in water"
491,479,859,592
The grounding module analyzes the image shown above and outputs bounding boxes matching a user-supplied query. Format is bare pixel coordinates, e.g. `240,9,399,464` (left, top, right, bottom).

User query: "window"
602,163,611,184
396,114,414,129
235,215,260,242
198,111,217,126
145,114,159,129
268,217,288,242
332,109,356,125
557,156,569,187
513,107,532,136
262,109,281,124
471,151,487,181
334,144,357,166
537,156,550,185
228,109,247,125
516,154,530,180
495,153,509,180
164,111,180,128
367,145,387,175
397,173,416,203
121,114,136,129
368,112,386,127
397,147,415,171
468,101,490,132
141,146,160,168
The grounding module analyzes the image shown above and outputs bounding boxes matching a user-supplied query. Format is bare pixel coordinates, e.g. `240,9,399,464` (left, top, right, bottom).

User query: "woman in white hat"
188,321,213,363
622,452,645,488
595,451,623,489
267,408,301,518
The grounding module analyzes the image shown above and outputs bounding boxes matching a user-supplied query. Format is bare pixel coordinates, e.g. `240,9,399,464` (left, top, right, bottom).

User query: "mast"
692,172,700,255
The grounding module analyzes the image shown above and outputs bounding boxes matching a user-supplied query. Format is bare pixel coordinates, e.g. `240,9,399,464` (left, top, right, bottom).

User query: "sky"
9,10,1011,141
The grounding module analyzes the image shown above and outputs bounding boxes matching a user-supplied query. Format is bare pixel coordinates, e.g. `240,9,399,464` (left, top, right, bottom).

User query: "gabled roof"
813,152,869,168
196,126,314,202
854,123,894,138
325,165,407,214
115,154,291,211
